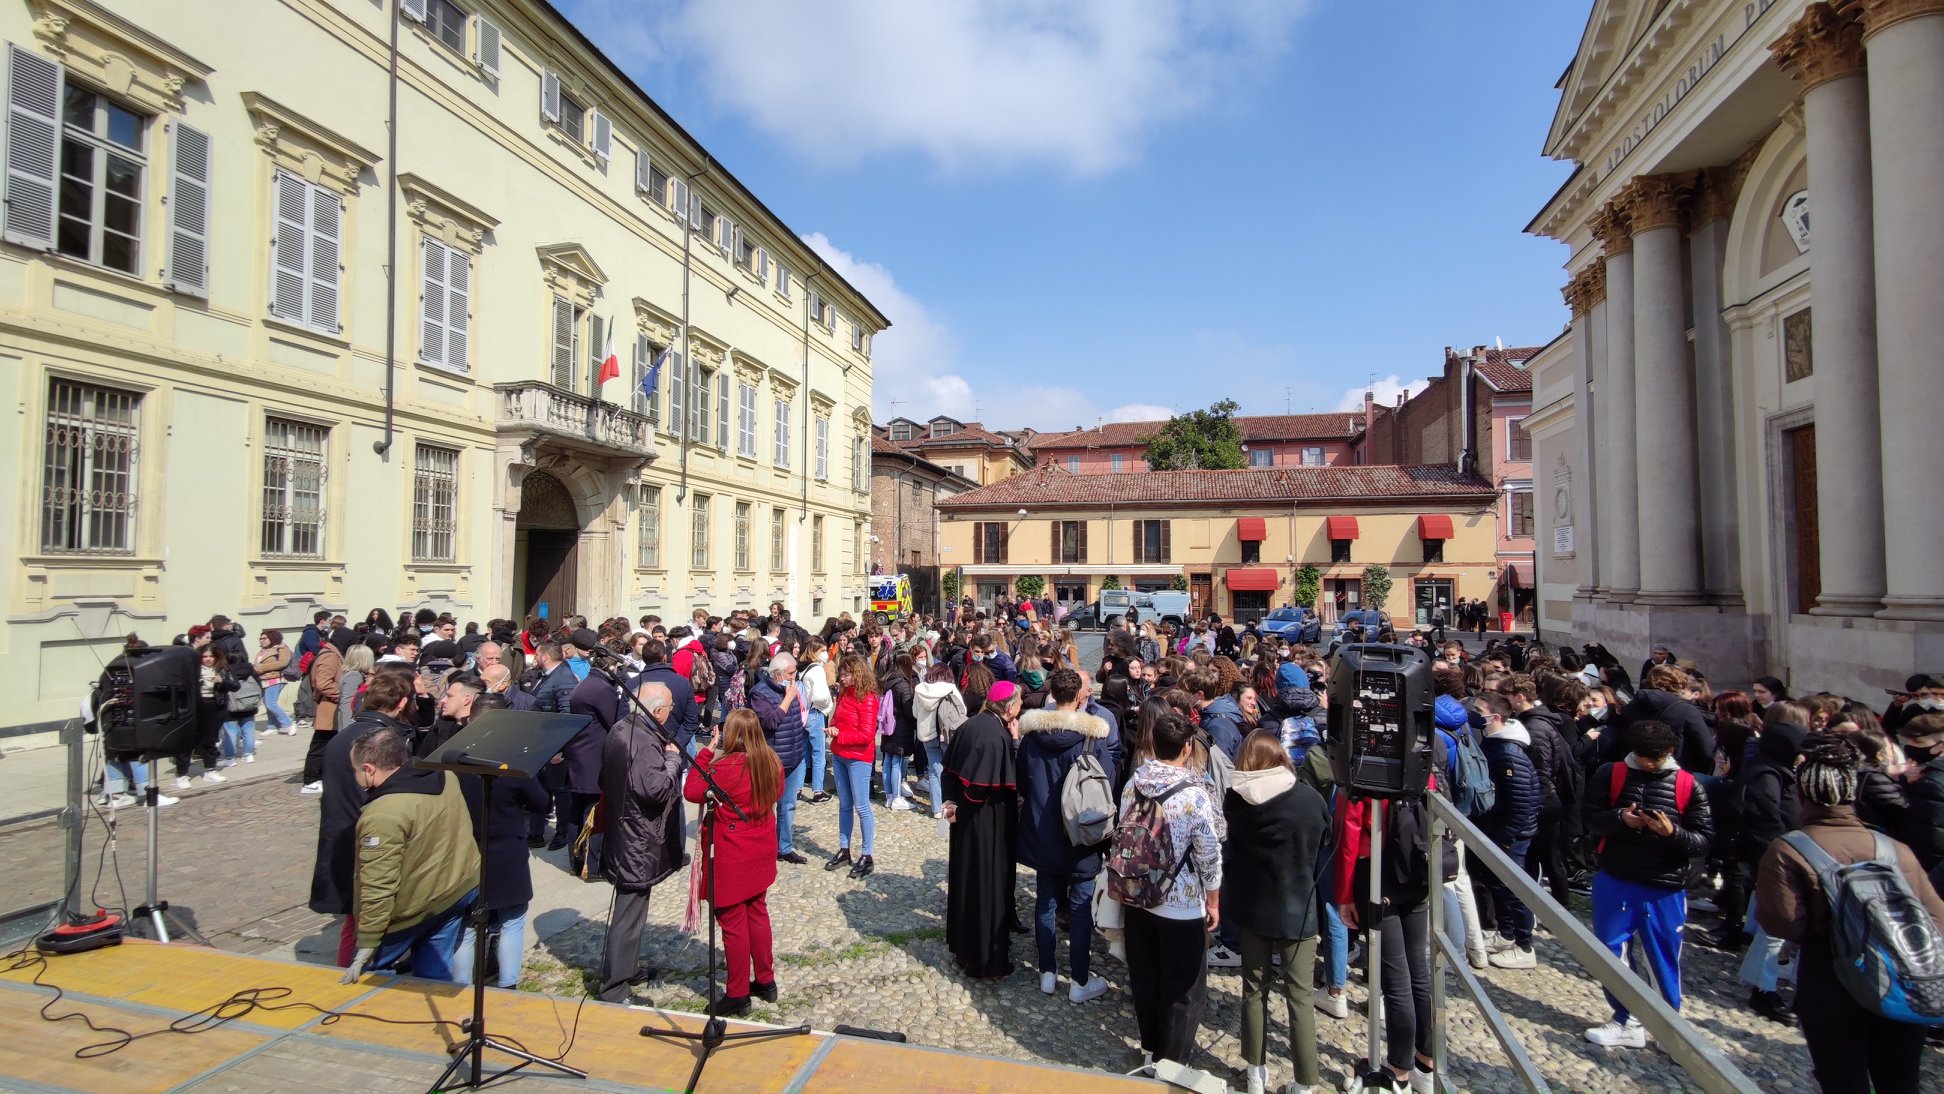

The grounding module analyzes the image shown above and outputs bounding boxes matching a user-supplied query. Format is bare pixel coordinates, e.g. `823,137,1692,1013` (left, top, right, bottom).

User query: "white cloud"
1334,375,1430,413
662,0,1308,176
1104,403,1175,424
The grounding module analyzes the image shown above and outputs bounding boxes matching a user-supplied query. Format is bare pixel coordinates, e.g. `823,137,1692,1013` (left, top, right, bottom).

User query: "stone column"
1773,5,1884,616
1621,174,1703,603
1591,204,1639,600
1687,166,1746,606
1565,266,1603,600
1852,0,1944,618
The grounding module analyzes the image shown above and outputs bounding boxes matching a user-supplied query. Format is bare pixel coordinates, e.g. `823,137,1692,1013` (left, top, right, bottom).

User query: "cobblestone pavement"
6,692,1941,1090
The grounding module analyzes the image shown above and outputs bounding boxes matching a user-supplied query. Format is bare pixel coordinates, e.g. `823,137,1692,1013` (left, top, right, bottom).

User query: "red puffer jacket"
683,749,778,907
830,690,881,763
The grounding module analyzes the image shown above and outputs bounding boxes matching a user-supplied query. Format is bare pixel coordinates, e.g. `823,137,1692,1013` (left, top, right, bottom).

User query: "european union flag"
641,348,670,401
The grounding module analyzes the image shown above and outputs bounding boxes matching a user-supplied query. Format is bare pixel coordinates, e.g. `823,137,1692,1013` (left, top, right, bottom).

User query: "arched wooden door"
516,471,580,623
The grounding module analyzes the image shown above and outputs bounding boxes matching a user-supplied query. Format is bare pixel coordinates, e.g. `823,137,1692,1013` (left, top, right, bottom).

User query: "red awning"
1225,567,1280,592
1237,517,1267,542
1500,560,1534,589
1327,515,1360,540
1417,514,1455,540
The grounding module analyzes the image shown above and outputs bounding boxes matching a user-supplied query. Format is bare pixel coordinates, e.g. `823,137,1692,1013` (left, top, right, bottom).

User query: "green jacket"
354,767,478,948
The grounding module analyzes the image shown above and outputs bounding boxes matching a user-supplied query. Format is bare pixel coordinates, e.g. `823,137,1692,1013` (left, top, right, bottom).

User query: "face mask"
1915,698,1944,712
1587,706,1609,722
816,651,829,663
1467,708,1488,730
971,654,984,663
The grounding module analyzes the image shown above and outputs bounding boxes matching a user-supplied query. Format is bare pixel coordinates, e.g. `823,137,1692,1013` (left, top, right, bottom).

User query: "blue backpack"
1439,726,1496,820
1779,830,1944,1026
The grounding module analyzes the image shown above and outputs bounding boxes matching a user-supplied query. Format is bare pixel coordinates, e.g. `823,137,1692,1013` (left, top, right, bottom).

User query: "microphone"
440,748,508,772
570,628,618,659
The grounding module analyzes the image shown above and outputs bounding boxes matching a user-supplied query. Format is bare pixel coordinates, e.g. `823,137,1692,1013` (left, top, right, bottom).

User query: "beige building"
1525,0,1944,694
877,415,1035,485
0,0,884,735
935,464,1500,625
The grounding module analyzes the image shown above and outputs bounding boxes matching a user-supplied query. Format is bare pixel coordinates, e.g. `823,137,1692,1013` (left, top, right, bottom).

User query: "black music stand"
412,709,592,1092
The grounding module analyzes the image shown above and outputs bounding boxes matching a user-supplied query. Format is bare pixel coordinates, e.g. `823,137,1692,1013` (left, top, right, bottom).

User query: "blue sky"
557,1,1590,431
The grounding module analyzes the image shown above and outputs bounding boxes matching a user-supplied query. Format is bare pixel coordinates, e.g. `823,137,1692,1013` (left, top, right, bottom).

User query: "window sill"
253,556,341,569
263,314,350,348
35,249,165,297
406,560,468,572
415,359,473,382
544,126,601,169
408,22,493,86
21,553,156,568
634,565,666,574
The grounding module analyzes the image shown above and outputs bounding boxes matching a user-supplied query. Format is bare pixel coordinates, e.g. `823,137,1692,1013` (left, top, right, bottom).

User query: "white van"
1143,591,1191,626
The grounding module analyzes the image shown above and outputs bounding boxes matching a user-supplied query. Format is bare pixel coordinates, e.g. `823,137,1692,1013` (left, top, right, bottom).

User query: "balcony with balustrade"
494,380,658,461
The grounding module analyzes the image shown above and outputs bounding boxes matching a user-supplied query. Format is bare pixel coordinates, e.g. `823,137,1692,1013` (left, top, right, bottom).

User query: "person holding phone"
1581,720,1714,1049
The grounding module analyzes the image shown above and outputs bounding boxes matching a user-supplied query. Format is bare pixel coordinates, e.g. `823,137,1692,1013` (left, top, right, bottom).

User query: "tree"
1142,399,1246,471
1172,573,1188,592
942,569,961,603
1293,565,1321,609
1014,574,1046,599
1362,564,1393,612
1101,575,1122,591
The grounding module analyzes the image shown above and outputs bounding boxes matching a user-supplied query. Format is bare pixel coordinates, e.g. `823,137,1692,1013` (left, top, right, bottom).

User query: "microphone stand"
580,653,811,1094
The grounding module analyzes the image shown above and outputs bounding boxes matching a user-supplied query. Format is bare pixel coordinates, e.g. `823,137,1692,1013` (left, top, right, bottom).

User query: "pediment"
536,242,607,287
1544,0,1660,159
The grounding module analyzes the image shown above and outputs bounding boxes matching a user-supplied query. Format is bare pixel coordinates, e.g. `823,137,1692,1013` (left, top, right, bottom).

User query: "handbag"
1091,864,1125,931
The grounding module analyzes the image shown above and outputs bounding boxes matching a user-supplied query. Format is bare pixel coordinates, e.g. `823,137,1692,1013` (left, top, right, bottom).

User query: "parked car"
1097,589,1135,629
1259,607,1323,644
1063,601,1103,630
1144,591,1191,626
1331,609,1392,645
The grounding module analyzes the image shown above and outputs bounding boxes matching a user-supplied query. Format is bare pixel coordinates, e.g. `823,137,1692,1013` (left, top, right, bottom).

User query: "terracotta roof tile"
1031,412,1362,451
1475,346,1540,393
935,464,1496,510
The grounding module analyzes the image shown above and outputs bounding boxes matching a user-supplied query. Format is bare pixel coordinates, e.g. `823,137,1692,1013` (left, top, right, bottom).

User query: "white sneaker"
1489,944,1537,969
1468,951,1490,969
1068,976,1108,1003
282,726,298,736
175,776,193,791
202,770,227,784
152,793,179,807
242,754,256,764
101,793,135,809
1247,1064,1267,1094
1314,986,1350,1019
1408,1065,1435,1094
1585,1018,1647,1048
300,781,323,794
888,798,912,812
1040,971,1056,995
1484,934,1517,954
1206,945,1242,969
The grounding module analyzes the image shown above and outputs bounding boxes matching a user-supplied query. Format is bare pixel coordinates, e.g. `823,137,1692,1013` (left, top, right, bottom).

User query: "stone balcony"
494,380,658,460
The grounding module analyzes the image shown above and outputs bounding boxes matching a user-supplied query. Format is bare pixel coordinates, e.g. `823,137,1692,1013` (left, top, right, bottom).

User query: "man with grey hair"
597,680,685,1004
751,653,811,864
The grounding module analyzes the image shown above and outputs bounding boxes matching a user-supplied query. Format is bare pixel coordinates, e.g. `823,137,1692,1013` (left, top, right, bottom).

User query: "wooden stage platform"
0,940,1163,1093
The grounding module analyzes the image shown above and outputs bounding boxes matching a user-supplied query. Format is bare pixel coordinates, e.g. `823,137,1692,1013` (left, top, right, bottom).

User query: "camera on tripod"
1327,643,1434,800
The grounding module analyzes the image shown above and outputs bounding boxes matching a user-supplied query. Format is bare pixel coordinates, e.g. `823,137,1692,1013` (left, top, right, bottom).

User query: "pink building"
1031,413,1363,474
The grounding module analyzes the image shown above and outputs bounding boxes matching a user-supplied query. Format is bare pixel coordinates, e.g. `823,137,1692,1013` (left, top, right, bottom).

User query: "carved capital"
1772,3,1867,91
1583,259,1606,309
1618,172,1696,235
1692,157,1752,226
1590,202,1634,257
1563,269,1593,315
1839,0,1944,38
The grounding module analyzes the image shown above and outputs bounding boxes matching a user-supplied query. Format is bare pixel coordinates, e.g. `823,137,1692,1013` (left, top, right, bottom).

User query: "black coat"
1014,708,1116,876
470,773,550,910
1222,770,1330,941
1854,764,1909,834
1482,729,1542,844
884,672,918,757
1900,756,1944,872
308,710,415,915
1734,722,1805,863
1612,689,1715,773
564,672,620,794
598,713,686,892
633,662,699,751
1583,760,1713,889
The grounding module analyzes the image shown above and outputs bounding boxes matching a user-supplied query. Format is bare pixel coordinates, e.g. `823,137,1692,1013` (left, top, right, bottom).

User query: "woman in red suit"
684,708,784,1016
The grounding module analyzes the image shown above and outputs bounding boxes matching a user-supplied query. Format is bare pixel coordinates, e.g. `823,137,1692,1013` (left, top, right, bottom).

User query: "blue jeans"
922,739,945,815
453,902,528,989
221,717,256,760
369,888,476,982
832,756,875,856
1036,870,1095,985
804,711,828,794
882,751,910,804
104,755,151,797
1738,895,1787,992
262,683,293,730
777,757,806,855
1323,899,1348,989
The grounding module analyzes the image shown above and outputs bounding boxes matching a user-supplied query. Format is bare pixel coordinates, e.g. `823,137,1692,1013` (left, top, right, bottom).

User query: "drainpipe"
675,167,706,504
801,271,818,527
374,0,401,457
1458,352,1477,477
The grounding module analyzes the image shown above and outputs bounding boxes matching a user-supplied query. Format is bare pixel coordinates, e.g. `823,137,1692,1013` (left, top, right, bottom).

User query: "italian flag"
597,324,620,386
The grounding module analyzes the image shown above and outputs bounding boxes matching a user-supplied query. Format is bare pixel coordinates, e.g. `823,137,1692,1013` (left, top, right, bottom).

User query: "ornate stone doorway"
514,471,581,623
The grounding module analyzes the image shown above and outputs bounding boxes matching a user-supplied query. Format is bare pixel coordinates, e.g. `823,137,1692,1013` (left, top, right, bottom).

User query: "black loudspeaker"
1327,643,1434,799
98,646,199,756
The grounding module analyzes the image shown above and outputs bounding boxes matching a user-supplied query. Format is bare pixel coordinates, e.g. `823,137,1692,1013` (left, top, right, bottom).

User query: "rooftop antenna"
1495,336,1505,350
1284,386,1295,414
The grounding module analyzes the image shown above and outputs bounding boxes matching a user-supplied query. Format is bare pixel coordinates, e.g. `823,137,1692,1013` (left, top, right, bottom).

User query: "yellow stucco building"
936,465,1502,627
0,0,883,735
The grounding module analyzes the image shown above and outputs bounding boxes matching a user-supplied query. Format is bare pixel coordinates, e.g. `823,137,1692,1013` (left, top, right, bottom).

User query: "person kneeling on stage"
598,681,687,1005
342,727,480,983
684,708,784,1017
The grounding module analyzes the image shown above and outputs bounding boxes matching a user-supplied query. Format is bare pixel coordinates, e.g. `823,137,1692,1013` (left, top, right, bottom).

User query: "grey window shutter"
420,236,446,365
716,370,729,450
634,149,652,194
401,0,428,22
270,171,308,322
587,313,604,391
3,44,62,250
591,111,612,162
669,352,685,432
541,70,561,123
165,121,212,297
446,250,469,368
632,332,648,416
307,185,341,332
550,295,574,389
473,18,501,77
756,247,769,282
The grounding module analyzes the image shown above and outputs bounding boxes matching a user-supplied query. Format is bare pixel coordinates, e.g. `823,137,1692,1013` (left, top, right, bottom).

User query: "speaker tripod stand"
129,758,208,945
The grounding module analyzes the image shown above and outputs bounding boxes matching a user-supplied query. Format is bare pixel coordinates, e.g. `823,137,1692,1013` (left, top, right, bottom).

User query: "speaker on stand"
93,645,207,944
